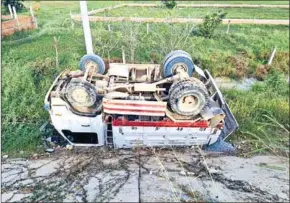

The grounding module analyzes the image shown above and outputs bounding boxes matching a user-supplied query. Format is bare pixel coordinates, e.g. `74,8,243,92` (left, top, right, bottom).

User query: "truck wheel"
169,80,209,116
79,54,105,75
168,78,204,97
162,50,191,66
65,79,97,107
163,53,195,78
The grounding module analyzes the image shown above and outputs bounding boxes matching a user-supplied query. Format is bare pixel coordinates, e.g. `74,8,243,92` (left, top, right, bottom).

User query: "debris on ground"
1,148,289,202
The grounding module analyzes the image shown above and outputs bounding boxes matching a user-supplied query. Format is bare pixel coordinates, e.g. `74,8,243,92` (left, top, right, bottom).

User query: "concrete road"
1,148,289,202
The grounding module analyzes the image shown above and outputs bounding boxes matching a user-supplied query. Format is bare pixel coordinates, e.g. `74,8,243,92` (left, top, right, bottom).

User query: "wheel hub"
173,63,188,74
85,61,98,74
65,80,97,108
178,95,200,112
71,88,90,104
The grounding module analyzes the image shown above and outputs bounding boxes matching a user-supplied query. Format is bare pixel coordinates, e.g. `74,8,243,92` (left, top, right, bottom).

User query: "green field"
100,7,289,19
177,1,289,4
1,1,289,157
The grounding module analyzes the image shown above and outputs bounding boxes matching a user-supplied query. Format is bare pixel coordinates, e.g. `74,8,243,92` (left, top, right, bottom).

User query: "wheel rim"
67,82,97,107
85,61,99,73
177,95,200,112
71,88,90,105
173,63,188,74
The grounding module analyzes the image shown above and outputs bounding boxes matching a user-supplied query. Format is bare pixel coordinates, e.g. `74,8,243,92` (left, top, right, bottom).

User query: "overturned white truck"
44,50,238,150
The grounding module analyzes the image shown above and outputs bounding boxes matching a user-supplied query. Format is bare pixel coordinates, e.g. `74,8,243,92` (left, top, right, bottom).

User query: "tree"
120,22,142,63
93,24,123,62
2,0,25,11
161,0,177,9
193,10,227,38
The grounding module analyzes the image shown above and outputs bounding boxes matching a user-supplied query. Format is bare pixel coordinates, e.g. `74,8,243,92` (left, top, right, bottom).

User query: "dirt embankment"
1,16,37,38
1,148,289,202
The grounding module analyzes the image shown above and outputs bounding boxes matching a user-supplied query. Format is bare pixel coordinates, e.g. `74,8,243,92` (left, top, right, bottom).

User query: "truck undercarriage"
44,50,238,149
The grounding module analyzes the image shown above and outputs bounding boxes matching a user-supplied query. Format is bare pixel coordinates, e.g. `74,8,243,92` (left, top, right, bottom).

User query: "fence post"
108,24,111,31
29,6,35,19
54,37,59,68
30,6,38,29
8,4,13,18
146,23,149,34
268,46,277,65
12,6,20,26
122,46,126,64
226,20,231,34
70,12,75,29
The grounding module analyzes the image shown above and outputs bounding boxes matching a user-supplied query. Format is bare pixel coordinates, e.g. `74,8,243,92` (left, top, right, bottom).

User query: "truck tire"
168,78,204,97
162,50,191,66
163,53,195,78
65,78,98,107
79,54,105,75
169,80,209,116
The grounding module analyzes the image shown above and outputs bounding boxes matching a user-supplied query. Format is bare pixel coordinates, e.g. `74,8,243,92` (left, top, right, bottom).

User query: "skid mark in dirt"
1,148,289,202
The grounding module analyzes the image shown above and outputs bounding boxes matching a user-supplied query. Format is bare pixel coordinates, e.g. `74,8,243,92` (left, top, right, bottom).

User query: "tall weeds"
224,71,289,156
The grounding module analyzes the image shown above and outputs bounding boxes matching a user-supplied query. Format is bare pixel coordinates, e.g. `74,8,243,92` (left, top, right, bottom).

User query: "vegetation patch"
225,71,289,157
99,6,289,19
226,55,249,78
162,0,177,9
1,1,289,157
192,10,227,38
2,0,25,12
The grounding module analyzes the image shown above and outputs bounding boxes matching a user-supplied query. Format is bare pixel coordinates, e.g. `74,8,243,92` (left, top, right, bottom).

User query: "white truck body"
44,63,238,148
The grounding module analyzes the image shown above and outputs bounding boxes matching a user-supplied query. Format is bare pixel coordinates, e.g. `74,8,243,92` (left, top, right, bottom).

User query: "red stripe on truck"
112,119,209,128
103,107,164,114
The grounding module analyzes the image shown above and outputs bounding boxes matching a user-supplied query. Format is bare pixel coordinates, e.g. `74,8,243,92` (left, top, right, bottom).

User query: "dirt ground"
1,147,289,202
1,16,37,38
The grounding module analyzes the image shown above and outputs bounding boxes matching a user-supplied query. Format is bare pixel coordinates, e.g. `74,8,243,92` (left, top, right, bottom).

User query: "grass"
100,7,289,19
177,1,289,5
1,1,289,157
258,163,286,171
225,71,289,156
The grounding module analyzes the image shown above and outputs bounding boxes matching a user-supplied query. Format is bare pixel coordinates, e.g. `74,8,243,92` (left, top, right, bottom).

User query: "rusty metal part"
68,70,84,78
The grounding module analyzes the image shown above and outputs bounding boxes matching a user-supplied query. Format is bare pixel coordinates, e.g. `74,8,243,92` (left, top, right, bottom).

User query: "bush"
161,0,176,9
193,10,227,38
1,0,25,11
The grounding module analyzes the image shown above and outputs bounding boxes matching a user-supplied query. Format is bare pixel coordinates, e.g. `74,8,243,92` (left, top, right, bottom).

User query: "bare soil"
1,16,37,38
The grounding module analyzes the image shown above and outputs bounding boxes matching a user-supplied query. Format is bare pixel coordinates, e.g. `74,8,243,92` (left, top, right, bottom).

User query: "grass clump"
224,71,289,156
